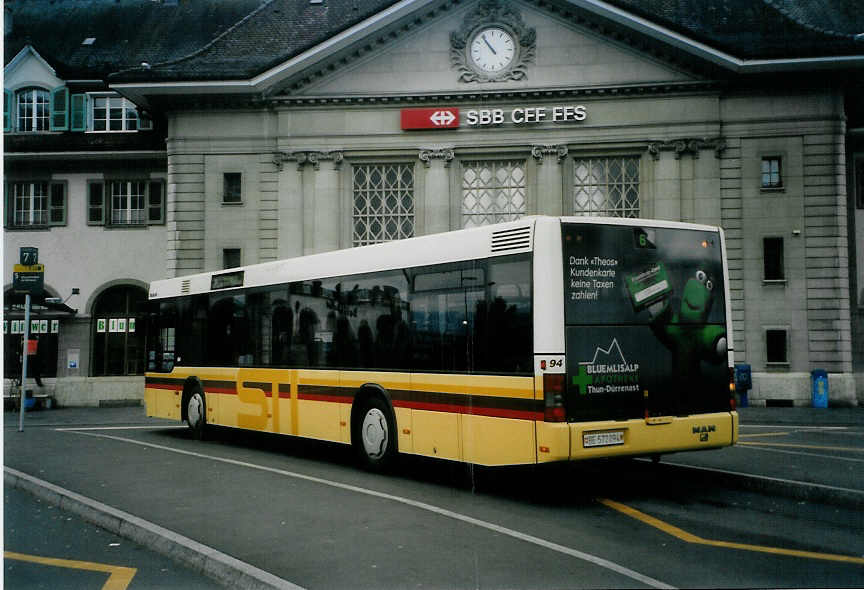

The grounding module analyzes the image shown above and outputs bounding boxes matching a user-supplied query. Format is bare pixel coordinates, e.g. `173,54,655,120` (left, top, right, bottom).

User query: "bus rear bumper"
537,411,738,462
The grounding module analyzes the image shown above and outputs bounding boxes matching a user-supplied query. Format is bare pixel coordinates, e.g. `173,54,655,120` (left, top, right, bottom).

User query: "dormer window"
91,95,138,132
16,87,50,132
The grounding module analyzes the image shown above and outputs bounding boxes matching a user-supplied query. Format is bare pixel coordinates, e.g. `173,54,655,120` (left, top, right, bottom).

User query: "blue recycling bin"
811,369,828,408
734,364,752,408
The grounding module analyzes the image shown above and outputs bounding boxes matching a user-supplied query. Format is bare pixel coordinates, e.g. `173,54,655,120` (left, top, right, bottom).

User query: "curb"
4,467,304,590
643,460,864,510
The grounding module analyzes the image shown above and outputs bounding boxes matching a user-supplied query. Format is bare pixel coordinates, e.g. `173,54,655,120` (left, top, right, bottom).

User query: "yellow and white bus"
145,216,738,469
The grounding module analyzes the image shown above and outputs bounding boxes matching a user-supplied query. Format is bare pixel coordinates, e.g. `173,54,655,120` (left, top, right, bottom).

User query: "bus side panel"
296,369,344,443
461,414,536,466
145,383,181,421
412,409,462,461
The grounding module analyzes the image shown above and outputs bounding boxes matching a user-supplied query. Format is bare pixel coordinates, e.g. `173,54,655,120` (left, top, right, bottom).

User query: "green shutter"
148,181,164,224
50,87,69,131
49,182,67,225
138,111,153,131
87,181,105,225
4,90,11,132
70,94,87,131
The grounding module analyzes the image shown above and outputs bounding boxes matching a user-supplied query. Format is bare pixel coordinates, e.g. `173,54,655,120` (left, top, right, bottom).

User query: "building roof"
3,0,270,78
602,0,864,59
5,0,864,86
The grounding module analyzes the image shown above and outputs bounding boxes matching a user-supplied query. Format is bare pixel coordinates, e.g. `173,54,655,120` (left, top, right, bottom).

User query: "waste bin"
811,369,828,408
23,389,35,411
734,364,752,408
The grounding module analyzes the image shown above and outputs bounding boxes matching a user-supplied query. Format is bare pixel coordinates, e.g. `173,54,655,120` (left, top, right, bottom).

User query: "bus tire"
353,396,397,471
185,387,207,441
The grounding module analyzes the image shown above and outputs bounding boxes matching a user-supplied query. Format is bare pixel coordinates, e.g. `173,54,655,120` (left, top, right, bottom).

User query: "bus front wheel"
353,396,396,471
185,388,207,440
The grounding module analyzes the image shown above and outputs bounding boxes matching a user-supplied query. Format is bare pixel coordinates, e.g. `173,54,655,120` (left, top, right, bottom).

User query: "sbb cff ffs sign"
401,108,459,130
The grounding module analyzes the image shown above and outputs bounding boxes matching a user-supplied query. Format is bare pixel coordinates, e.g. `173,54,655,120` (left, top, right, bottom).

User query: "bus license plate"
583,431,624,448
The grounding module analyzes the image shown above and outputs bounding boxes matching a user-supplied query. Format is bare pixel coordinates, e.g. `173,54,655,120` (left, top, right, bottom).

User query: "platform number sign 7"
20,247,38,266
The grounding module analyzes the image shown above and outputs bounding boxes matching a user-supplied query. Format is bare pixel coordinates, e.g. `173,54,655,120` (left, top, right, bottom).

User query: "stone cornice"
268,80,720,108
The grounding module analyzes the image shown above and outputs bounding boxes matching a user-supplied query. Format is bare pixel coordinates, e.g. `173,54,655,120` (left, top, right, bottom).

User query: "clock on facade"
468,26,517,74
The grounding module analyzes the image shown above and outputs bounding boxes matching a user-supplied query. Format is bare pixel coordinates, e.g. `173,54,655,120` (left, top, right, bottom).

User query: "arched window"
16,87,50,132
91,285,147,376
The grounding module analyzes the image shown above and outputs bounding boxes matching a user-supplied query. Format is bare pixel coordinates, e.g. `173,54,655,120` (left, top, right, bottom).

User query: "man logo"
693,424,716,442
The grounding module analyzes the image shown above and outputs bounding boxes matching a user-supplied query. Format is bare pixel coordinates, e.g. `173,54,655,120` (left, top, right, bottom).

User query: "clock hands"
482,34,497,55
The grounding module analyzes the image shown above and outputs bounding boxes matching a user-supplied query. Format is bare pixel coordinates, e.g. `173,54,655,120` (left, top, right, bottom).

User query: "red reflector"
544,406,566,423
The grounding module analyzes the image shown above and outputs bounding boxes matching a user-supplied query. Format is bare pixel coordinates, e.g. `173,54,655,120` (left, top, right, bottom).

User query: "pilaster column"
419,147,453,235
532,144,567,216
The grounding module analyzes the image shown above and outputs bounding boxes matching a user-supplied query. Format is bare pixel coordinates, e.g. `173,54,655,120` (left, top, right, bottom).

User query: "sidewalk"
737,405,864,427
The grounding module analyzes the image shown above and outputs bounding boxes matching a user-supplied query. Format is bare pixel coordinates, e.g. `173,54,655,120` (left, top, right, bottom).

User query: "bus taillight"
543,373,566,422
729,366,737,411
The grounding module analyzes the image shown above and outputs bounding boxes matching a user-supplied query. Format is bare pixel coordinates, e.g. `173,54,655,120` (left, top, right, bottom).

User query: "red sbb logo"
401,108,460,130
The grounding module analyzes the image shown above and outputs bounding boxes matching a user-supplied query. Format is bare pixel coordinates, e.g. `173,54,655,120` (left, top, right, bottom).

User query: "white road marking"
63,429,674,589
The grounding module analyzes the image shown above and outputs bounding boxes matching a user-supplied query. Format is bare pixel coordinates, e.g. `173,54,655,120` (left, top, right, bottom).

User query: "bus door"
561,223,730,423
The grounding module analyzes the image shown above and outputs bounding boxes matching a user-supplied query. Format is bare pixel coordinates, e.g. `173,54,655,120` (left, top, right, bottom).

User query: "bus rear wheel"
353,396,396,471
186,388,206,440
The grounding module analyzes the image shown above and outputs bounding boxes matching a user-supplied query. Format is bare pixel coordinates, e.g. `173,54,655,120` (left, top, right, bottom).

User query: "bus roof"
148,216,721,300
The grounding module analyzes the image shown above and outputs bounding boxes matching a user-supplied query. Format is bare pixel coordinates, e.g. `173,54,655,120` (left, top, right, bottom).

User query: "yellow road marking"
739,441,864,453
738,432,790,438
598,499,864,565
5,551,137,590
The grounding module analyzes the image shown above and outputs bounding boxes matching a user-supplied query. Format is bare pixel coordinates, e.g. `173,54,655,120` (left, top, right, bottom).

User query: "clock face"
469,27,516,74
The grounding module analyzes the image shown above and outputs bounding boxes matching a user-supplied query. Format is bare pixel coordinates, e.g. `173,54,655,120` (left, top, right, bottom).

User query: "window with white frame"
110,181,146,224
572,156,640,217
91,95,138,132
461,160,526,228
87,179,165,226
5,181,66,228
352,163,415,246
16,87,50,132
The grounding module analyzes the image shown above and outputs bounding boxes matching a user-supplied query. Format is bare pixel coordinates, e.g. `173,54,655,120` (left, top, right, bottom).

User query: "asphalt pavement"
4,404,863,589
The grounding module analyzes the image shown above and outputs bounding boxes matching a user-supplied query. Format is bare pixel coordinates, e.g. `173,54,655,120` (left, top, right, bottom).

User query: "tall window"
223,173,242,204
461,160,526,227
92,285,147,376
761,156,782,189
765,329,788,364
763,237,785,281
91,96,138,132
572,156,640,217
352,163,415,246
6,181,66,228
16,88,50,132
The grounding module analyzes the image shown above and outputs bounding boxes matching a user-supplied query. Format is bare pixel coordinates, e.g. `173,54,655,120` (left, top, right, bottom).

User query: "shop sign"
401,108,460,130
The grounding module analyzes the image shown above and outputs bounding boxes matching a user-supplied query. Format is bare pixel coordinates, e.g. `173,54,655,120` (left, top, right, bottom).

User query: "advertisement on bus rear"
562,223,729,421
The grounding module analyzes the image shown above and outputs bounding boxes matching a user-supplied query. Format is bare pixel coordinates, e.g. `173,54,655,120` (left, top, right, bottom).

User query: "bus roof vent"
181,279,191,294
490,225,532,253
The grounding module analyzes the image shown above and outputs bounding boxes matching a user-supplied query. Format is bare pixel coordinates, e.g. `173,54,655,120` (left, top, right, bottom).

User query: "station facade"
6,0,864,406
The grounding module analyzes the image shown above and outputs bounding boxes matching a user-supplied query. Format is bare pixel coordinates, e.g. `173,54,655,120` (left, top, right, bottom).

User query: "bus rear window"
562,224,725,326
